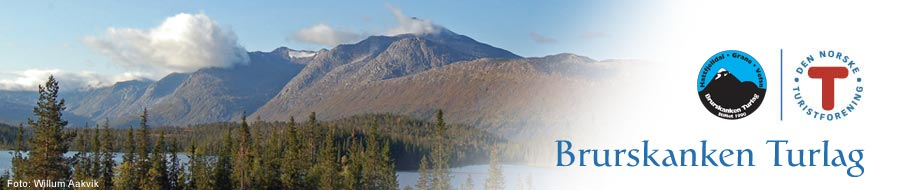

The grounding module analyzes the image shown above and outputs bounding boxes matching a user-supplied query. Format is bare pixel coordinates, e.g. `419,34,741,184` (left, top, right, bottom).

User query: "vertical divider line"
780,49,783,122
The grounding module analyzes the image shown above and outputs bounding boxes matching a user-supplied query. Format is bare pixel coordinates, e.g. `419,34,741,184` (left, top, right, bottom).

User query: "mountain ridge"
0,28,625,138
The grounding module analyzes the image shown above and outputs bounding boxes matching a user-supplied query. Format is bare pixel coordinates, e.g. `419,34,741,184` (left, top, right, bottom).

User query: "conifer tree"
415,156,431,190
339,133,362,190
379,141,399,190
72,126,89,181
253,124,282,189
281,116,304,189
137,108,152,187
91,123,101,176
169,136,185,190
187,142,199,189
484,145,504,190
361,125,380,189
232,113,253,190
115,126,139,190
11,123,28,180
362,123,397,190
0,170,10,189
25,75,74,182
145,131,170,190
214,129,233,190
188,141,214,190
311,126,339,190
431,109,451,190
300,112,319,186
99,119,116,189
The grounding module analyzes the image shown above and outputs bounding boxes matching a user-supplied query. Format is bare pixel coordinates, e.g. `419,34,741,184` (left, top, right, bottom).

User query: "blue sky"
0,0,644,90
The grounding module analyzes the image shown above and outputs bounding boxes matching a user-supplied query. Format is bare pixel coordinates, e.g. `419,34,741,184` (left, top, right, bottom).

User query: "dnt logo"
791,50,864,121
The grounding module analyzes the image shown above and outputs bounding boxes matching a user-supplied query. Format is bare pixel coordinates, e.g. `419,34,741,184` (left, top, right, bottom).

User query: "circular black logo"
697,50,767,119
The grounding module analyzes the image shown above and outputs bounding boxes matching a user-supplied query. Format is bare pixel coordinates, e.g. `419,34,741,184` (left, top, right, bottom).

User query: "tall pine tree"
169,136,185,190
136,108,152,188
188,141,215,190
72,127,89,181
232,113,253,190
214,129,233,190
25,75,74,182
362,123,398,190
91,124,101,177
145,130,170,190
11,123,28,180
430,110,451,190
99,119,116,189
484,145,504,190
415,156,430,190
115,126,139,190
280,116,305,189
378,138,399,190
311,123,339,190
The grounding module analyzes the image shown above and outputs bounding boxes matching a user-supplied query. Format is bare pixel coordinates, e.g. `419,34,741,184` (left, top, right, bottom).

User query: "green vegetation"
22,76,76,183
4,75,514,190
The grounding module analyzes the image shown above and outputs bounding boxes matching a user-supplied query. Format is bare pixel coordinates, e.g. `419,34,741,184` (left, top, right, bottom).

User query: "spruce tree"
281,116,304,189
72,127,89,181
145,131,170,190
484,145,504,190
232,113,253,190
362,123,397,190
430,110,451,190
267,125,284,189
123,126,136,163
214,129,233,190
91,124,101,176
169,136,185,190
25,75,74,182
137,108,151,187
361,125,380,189
301,112,319,186
188,141,214,190
115,126,139,190
0,170,10,189
378,140,399,190
339,133,362,190
415,156,430,190
311,126,339,190
99,119,116,189
11,123,28,180
187,142,199,189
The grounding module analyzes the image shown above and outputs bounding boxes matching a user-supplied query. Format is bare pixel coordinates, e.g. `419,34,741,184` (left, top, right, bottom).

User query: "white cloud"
0,69,152,91
291,24,362,47
384,4,440,36
83,13,249,73
290,4,444,47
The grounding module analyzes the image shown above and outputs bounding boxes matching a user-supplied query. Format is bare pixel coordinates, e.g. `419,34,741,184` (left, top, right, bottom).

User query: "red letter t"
808,67,849,111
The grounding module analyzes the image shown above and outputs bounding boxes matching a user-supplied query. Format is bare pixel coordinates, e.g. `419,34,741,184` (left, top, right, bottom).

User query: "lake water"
0,150,190,173
397,164,566,189
0,151,560,189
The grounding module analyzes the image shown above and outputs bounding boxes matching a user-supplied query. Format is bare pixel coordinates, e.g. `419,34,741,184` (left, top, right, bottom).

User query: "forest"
0,76,515,189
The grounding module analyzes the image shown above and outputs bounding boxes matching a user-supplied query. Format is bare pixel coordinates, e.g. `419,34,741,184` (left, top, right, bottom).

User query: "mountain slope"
253,28,521,119
0,27,626,139
256,52,616,137
63,47,306,126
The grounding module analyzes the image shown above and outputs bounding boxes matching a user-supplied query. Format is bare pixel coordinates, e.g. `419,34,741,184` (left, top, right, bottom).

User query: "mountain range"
0,27,624,138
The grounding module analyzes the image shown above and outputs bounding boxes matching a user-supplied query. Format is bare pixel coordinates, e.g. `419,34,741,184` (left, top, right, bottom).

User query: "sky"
0,0,642,91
